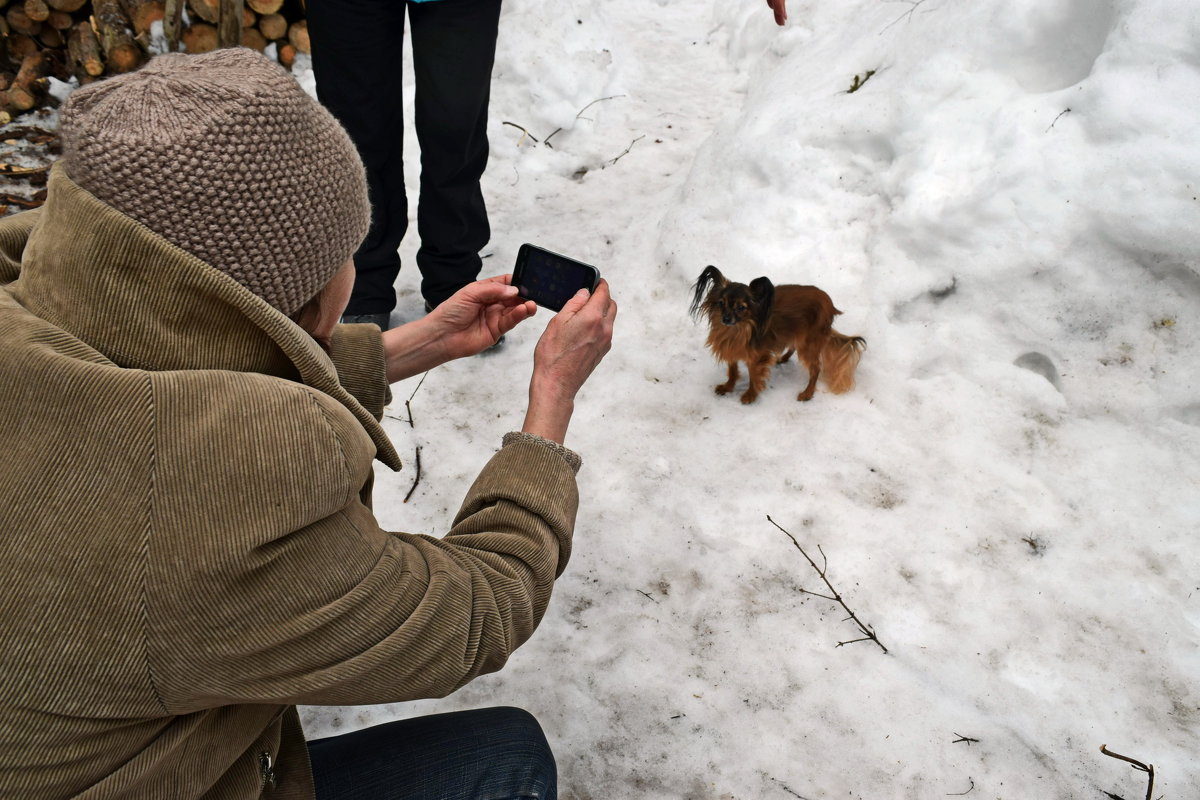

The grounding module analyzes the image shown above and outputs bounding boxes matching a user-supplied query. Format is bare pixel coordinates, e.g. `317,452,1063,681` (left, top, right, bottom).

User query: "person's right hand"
521,280,616,445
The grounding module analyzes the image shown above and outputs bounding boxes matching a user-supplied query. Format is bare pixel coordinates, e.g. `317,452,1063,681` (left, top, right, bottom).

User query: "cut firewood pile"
1,0,310,214
1,0,311,123
0,122,56,215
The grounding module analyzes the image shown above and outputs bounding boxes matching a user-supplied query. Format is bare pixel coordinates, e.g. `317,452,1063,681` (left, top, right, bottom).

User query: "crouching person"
0,48,615,799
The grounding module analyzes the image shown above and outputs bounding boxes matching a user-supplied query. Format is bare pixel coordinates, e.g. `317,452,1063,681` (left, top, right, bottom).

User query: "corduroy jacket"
0,166,579,799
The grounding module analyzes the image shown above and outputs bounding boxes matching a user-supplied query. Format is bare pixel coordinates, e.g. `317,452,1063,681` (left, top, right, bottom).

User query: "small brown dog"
689,265,865,404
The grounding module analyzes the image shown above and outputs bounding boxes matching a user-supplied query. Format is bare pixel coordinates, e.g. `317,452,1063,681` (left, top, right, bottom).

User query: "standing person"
0,48,616,799
307,0,503,330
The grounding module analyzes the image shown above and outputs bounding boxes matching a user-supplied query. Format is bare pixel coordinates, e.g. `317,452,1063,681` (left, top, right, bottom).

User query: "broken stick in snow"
1100,745,1154,800
403,446,422,504
766,515,888,654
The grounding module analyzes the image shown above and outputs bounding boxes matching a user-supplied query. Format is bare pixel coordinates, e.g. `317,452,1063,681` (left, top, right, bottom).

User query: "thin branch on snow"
767,776,816,800
604,135,646,168
767,515,888,654
545,93,628,148
880,0,930,35
501,121,540,146
575,94,627,121
1045,108,1071,132
1100,745,1155,800
946,778,975,796
509,96,628,152
952,733,980,745
403,446,422,504
405,371,430,428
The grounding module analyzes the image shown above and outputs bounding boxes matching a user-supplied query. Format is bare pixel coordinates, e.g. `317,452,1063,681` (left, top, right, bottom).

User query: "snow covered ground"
297,1,1200,797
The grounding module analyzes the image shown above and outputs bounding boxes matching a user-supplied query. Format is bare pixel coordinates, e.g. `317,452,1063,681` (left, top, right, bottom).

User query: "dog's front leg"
716,361,739,395
741,354,775,404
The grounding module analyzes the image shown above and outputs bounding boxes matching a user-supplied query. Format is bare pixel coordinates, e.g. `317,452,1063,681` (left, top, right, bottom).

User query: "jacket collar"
10,164,400,469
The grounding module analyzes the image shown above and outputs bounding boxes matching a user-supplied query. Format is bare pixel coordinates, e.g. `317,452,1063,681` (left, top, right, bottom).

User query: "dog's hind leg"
741,353,775,404
797,342,821,401
716,361,739,396
777,349,794,364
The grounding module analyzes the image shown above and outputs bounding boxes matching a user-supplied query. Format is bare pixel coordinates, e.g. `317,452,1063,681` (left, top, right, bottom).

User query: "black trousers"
307,0,502,313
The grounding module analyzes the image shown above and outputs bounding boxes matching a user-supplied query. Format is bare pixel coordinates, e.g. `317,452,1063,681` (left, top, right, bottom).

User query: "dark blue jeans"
307,706,557,800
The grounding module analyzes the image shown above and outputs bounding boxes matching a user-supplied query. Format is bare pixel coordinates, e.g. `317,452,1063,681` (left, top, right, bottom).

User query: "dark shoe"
340,312,391,330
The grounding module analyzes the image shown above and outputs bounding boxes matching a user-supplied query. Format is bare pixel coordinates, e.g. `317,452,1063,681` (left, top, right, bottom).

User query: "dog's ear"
749,277,775,331
689,265,726,319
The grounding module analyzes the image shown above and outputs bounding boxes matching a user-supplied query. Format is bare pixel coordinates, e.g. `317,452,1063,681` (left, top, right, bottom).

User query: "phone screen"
514,244,600,311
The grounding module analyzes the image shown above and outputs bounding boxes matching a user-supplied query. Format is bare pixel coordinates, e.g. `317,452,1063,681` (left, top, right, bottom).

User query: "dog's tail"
821,331,866,394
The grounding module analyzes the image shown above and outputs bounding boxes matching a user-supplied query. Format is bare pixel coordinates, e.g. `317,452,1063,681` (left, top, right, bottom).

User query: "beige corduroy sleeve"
326,323,391,419
144,373,578,711
0,208,40,285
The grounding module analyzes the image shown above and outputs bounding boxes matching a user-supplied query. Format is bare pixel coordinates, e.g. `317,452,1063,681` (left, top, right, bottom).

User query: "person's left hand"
428,274,537,359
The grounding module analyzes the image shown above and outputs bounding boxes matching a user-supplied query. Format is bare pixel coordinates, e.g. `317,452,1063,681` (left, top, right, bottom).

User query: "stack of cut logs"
0,0,311,122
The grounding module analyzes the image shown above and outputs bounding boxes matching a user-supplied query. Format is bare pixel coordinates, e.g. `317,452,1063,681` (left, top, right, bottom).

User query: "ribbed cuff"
502,432,582,474
328,324,392,420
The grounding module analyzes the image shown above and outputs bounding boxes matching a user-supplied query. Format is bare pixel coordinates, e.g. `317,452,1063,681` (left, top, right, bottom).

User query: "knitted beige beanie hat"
59,47,370,316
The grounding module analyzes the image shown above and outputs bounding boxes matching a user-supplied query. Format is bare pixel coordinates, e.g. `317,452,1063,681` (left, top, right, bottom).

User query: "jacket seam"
304,390,355,509
140,372,170,715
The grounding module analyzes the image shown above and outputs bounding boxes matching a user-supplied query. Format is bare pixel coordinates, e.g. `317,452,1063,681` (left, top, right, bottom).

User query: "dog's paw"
740,392,758,404
715,383,734,395
796,390,814,402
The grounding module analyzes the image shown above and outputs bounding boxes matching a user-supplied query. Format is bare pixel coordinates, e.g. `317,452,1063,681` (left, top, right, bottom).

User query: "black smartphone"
513,243,601,311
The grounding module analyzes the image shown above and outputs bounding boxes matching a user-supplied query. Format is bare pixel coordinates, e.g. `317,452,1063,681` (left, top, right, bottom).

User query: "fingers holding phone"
536,279,615,390
522,279,616,445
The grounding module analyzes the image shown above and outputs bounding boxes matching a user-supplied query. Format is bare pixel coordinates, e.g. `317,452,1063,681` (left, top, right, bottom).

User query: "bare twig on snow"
405,371,430,428
403,446,422,503
946,778,974,796
766,515,888,653
767,776,815,800
1100,745,1155,800
1045,108,1071,132
880,0,930,34
605,135,646,167
501,121,540,145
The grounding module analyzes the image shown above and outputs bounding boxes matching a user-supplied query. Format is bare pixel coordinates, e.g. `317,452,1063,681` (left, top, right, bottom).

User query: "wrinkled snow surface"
298,1,1200,797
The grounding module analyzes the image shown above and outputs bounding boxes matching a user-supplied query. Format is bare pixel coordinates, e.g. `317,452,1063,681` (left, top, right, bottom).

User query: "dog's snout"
722,314,735,326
